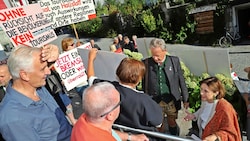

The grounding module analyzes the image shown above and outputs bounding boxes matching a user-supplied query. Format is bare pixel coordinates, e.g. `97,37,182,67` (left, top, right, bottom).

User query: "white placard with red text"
0,4,57,48
77,42,92,49
54,48,87,91
39,0,96,28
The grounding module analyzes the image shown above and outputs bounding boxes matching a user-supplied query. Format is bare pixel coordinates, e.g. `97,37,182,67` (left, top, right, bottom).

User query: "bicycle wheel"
219,36,232,48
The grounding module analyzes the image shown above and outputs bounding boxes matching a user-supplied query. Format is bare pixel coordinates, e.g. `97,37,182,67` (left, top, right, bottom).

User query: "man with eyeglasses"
71,81,149,141
86,48,161,141
71,82,122,141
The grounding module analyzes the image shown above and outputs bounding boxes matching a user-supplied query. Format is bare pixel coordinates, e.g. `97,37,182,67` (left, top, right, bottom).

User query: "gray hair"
149,38,167,50
82,82,119,121
7,46,41,79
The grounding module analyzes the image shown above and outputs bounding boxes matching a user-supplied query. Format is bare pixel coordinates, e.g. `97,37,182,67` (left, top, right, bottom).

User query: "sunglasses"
100,101,121,117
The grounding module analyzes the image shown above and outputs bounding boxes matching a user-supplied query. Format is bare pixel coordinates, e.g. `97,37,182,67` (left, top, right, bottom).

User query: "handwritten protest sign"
54,48,87,91
39,0,96,28
0,4,57,48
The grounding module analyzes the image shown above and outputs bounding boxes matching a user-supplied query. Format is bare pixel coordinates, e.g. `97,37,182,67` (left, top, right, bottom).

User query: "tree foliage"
73,17,103,37
140,10,157,33
181,61,236,113
73,0,230,44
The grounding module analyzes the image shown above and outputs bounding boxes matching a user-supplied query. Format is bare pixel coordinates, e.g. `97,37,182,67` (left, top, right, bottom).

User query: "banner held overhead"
0,4,57,48
39,0,96,29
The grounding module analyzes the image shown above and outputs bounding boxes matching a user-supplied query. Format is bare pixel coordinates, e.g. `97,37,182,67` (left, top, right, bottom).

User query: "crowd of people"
0,34,245,141
109,34,138,53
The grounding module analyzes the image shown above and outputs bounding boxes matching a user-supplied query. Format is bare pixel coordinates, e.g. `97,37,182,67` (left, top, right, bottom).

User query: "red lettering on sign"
11,30,34,46
55,54,70,68
0,8,26,21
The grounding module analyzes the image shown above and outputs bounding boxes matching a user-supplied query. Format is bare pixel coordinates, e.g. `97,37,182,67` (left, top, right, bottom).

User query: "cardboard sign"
78,48,127,81
0,4,57,47
234,80,250,94
54,48,87,91
39,0,96,28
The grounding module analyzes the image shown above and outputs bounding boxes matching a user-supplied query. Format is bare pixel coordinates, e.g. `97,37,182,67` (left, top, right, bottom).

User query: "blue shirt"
0,81,72,141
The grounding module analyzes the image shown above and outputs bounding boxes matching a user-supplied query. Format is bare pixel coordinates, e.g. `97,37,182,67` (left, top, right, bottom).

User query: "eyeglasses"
100,101,121,117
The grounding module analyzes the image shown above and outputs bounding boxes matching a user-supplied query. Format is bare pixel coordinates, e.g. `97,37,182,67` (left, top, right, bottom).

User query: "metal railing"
113,124,194,141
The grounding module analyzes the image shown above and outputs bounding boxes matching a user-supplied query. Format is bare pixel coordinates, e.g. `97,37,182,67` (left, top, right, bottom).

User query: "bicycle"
219,27,241,48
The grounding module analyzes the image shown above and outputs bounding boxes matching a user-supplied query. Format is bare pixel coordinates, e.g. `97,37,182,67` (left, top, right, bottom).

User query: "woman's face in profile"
66,42,75,51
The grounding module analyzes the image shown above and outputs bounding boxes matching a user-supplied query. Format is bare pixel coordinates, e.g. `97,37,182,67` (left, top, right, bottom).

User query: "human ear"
19,70,29,81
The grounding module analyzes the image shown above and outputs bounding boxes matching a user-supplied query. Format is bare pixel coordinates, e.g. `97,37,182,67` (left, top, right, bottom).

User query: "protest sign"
0,4,57,48
54,48,87,91
78,48,127,81
39,0,96,28
0,0,7,10
77,42,92,49
234,80,250,94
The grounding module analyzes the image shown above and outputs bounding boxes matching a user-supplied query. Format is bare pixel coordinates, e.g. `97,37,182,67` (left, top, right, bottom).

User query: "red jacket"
201,99,242,140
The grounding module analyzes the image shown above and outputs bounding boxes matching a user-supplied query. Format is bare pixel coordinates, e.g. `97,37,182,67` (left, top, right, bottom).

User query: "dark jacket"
45,70,67,114
122,42,135,52
142,56,189,106
0,87,5,141
0,87,5,102
92,44,101,50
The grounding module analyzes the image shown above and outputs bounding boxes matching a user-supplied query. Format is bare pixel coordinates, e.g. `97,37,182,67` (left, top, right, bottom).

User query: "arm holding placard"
87,48,149,141
41,44,77,125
